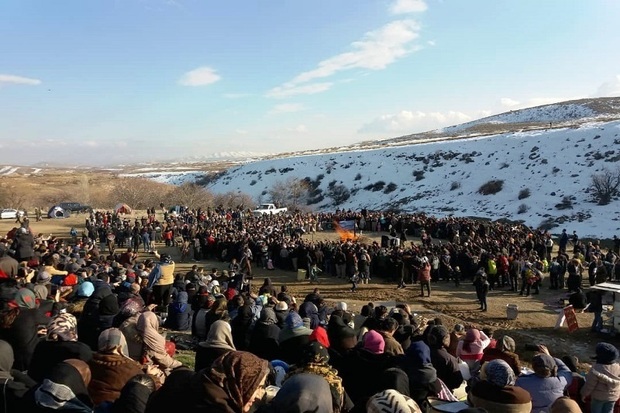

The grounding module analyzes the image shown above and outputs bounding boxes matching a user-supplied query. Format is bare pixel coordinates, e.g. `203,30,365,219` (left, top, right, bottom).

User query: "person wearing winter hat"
274,301,288,328
515,345,572,413
33,270,52,300
481,335,521,376
581,342,620,413
363,330,386,354
367,389,423,413
468,359,532,413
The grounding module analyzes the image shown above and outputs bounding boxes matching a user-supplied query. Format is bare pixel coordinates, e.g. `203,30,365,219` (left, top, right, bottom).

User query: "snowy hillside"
207,120,620,238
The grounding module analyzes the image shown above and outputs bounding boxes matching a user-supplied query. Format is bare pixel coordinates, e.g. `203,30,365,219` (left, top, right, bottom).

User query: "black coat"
0,308,49,371
28,340,93,383
248,322,280,361
332,347,397,410
145,368,238,413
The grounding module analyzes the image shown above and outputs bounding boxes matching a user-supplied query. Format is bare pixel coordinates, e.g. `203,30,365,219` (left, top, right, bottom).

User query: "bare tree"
268,177,309,208
591,167,620,205
166,183,214,209
109,178,171,210
212,191,254,210
0,184,28,210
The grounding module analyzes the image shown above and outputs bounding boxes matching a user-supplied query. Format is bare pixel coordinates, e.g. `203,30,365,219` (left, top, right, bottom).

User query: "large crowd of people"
0,206,618,412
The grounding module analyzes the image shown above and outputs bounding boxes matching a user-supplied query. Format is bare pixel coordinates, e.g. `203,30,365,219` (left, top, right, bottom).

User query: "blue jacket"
515,357,572,412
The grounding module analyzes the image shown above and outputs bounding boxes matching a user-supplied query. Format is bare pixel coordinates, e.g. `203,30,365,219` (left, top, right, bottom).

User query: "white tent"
48,205,70,219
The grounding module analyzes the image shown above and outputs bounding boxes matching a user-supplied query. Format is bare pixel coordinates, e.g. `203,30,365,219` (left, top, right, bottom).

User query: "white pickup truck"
252,203,288,216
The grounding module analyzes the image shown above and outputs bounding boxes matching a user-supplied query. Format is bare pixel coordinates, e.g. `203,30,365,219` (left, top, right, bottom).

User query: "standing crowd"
0,206,618,412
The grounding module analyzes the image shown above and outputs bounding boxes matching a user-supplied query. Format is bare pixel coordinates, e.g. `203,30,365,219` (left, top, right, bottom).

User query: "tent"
48,205,70,219
114,203,132,214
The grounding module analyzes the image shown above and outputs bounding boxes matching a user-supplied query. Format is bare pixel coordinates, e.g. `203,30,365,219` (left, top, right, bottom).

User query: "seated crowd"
0,207,618,413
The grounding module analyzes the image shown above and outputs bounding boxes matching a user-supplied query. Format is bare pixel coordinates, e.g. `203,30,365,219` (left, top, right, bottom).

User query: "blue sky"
1,0,619,165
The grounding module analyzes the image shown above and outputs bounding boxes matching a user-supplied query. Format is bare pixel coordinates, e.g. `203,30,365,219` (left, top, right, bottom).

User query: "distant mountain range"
2,97,620,238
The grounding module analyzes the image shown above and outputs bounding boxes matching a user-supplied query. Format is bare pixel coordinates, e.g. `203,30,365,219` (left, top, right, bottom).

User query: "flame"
333,221,358,242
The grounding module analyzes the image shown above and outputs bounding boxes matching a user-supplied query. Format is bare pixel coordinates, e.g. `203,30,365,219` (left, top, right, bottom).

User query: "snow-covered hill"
207,119,620,238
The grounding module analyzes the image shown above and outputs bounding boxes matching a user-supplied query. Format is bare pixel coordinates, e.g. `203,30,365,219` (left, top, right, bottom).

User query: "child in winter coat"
581,342,620,413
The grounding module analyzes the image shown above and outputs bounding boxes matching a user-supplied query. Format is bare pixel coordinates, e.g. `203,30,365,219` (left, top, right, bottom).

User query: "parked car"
252,203,288,216
58,202,93,213
0,209,25,219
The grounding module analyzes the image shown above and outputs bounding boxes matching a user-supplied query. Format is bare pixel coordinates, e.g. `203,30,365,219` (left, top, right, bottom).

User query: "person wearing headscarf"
106,374,156,413
481,335,521,376
427,325,464,391
456,328,490,371
23,359,94,412
309,326,330,348
399,341,440,410
278,311,312,365
366,389,423,413
88,328,143,405
206,297,231,345
286,341,349,412
0,287,50,371
468,359,532,413
581,342,620,413
298,300,320,330
117,299,145,361
78,280,117,350
136,311,182,376
145,351,270,413
195,319,236,372
0,339,36,411
515,346,572,413
327,315,357,354
29,313,93,382
249,307,280,361
258,278,277,297
164,291,193,331
264,373,333,413
66,281,95,318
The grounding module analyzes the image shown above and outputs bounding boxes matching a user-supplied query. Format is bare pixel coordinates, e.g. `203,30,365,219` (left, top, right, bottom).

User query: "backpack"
487,260,497,275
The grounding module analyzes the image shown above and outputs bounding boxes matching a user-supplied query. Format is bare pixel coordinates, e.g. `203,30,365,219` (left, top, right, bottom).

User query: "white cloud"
0,74,41,86
288,125,308,133
594,75,620,97
361,110,471,133
500,98,520,107
178,66,221,86
269,103,305,114
267,19,421,98
266,82,333,98
390,0,428,14
235,129,248,135
427,40,436,46
223,93,250,99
